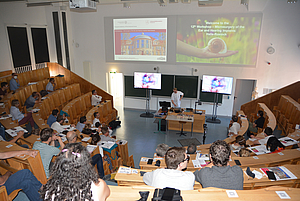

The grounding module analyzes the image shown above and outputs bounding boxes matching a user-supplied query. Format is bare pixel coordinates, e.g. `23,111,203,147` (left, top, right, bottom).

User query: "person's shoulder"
231,165,243,172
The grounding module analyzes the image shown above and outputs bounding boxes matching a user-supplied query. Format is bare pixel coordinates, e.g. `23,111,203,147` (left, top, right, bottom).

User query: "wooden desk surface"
0,140,30,160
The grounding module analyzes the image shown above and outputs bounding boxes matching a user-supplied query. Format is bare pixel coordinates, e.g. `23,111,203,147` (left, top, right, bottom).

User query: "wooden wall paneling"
43,98,51,119
48,95,55,112
35,69,43,81
52,92,60,110
23,86,32,99
70,106,77,123
44,67,50,79
18,89,26,106
0,70,12,77
29,70,38,82
23,71,31,85
29,84,37,93
69,84,76,99
42,79,48,89
57,90,66,109
0,77,8,84
79,97,87,115
74,83,81,97
84,93,92,110
64,87,72,102
36,81,44,93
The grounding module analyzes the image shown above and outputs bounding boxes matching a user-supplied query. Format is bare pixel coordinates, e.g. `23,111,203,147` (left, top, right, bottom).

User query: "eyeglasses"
182,155,190,163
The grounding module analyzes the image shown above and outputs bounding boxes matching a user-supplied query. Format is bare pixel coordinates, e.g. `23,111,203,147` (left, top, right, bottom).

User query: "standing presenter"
171,88,184,108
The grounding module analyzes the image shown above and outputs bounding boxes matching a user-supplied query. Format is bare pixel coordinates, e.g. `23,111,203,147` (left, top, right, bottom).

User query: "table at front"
166,114,194,136
167,110,205,133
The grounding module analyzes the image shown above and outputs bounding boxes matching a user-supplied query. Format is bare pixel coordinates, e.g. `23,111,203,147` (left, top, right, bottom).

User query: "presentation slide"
113,18,167,62
176,14,262,65
202,75,233,95
134,72,161,89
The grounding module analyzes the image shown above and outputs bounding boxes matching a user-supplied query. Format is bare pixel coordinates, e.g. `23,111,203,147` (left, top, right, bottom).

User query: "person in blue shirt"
10,99,35,130
76,116,86,132
24,92,41,110
47,109,59,127
46,78,56,93
9,73,20,91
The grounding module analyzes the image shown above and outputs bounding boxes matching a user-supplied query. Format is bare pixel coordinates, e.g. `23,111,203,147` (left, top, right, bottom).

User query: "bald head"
66,131,77,143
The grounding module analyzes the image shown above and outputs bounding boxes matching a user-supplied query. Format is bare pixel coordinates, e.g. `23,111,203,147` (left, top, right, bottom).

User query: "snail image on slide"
176,38,238,58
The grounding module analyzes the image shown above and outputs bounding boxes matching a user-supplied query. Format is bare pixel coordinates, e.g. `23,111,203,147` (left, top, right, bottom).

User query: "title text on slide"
190,21,245,36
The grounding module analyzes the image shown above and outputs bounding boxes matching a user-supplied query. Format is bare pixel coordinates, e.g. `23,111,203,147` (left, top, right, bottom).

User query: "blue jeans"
2,169,42,201
91,154,105,179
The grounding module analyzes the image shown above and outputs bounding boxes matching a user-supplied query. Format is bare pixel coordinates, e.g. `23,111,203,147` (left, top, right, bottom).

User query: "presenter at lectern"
171,88,184,108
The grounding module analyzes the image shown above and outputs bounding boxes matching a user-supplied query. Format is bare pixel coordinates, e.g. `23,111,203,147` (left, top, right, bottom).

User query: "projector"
69,0,96,10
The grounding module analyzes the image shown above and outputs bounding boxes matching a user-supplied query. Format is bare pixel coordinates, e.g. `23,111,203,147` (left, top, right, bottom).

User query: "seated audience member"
66,131,105,179
0,150,42,201
91,90,102,106
47,109,59,127
76,116,87,132
187,143,197,154
82,123,97,135
267,137,285,153
51,115,65,133
32,128,65,178
46,78,56,93
95,121,113,137
10,99,35,130
238,148,251,157
194,140,243,190
93,112,101,127
100,126,116,142
0,130,29,148
228,115,240,137
0,82,8,100
251,127,274,145
40,143,110,201
156,143,169,157
143,147,195,190
248,110,265,136
24,92,41,110
231,135,248,150
9,73,20,91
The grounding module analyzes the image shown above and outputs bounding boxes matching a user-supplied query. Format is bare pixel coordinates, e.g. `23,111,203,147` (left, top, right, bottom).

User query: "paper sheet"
81,137,91,142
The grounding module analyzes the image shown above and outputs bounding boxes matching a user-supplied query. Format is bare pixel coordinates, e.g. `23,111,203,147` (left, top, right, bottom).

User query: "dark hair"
258,110,264,117
235,135,247,147
40,128,54,141
52,109,59,116
1,82,8,88
232,115,238,122
91,134,101,145
95,122,101,128
30,128,40,135
266,137,284,152
80,116,87,123
32,92,38,97
209,140,231,167
12,73,17,76
156,143,169,157
187,144,197,154
101,126,109,135
56,114,64,123
40,143,99,201
93,112,99,118
165,147,185,169
49,78,54,82
264,127,273,136
92,90,96,94
11,99,19,106
238,148,251,157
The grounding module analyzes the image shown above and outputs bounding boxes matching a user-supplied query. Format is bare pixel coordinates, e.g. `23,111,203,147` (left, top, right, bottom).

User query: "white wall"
0,0,299,116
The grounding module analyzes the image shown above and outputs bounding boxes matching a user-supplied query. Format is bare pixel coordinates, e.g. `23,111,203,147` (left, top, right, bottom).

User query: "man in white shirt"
51,115,66,133
93,112,101,127
143,147,195,190
171,88,184,108
91,90,102,106
228,115,241,137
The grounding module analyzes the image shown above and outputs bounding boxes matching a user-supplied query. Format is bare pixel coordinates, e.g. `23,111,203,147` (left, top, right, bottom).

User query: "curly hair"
209,140,231,167
40,143,99,201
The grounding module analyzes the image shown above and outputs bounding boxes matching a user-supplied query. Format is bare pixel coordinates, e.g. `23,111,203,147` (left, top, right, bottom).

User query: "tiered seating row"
273,95,300,135
86,100,117,126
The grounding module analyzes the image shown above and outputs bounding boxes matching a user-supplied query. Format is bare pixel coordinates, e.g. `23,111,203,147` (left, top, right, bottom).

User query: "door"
232,79,256,115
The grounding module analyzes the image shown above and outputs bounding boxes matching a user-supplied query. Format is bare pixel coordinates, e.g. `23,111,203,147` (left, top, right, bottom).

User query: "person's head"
173,88,178,93
56,114,64,124
101,126,109,136
40,128,54,142
66,131,77,143
93,112,100,119
49,78,55,84
30,128,40,136
91,134,101,145
156,143,169,157
95,122,101,128
209,140,231,167
187,144,197,154
84,123,92,130
264,127,273,137
266,137,284,152
80,116,87,124
11,99,20,107
1,82,8,89
32,92,38,98
92,90,97,95
258,110,264,117
12,73,18,79
52,109,59,117
235,135,246,147
40,143,98,201
165,147,188,170
238,148,251,157
232,115,238,122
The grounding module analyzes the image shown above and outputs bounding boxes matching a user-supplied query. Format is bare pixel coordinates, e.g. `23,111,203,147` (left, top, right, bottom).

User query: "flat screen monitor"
134,72,161,89
202,75,233,95
159,101,171,108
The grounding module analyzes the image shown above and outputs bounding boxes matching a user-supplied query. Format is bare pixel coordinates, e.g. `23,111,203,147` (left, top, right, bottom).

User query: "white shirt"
143,168,195,190
51,122,64,133
91,95,102,106
171,91,184,107
258,135,274,145
229,122,241,135
46,82,54,92
93,118,101,127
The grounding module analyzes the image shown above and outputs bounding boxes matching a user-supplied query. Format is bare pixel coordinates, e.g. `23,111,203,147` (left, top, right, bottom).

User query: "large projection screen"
113,18,167,62
176,14,262,66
